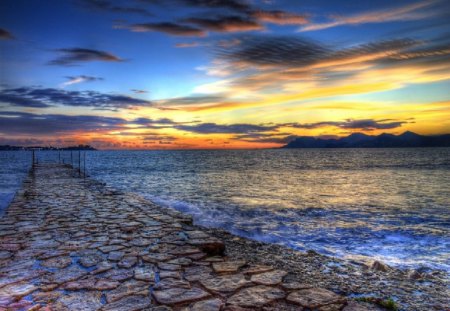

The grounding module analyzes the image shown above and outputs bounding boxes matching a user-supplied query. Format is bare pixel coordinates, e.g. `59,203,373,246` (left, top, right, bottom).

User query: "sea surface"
1,149,449,272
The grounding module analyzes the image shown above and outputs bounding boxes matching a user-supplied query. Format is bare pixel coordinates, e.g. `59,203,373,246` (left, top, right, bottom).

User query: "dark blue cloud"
0,87,152,110
50,48,123,66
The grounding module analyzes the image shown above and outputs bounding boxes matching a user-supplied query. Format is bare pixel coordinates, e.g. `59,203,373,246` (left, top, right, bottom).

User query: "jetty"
1,164,376,310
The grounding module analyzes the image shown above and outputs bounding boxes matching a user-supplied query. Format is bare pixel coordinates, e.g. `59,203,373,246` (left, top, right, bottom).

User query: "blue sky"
1,0,449,148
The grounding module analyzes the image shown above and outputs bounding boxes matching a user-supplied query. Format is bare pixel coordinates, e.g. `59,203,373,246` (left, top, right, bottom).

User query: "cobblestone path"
0,164,374,311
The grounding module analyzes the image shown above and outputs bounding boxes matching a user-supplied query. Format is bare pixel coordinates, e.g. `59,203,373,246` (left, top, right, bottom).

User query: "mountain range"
282,131,450,148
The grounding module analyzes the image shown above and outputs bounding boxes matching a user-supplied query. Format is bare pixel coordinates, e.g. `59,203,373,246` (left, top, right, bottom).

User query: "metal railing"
31,149,89,178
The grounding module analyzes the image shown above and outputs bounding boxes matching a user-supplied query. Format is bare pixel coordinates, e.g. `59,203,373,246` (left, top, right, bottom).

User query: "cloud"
218,36,328,67
78,0,153,16
250,10,309,25
49,48,123,65
131,89,148,94
0,87,152,110
0,111,181,136
219,35,422,69
300,0,439,32
183,16,263,33
175,42,200,48
176,0,251,12
175,122,277,134
0,28,14,39
128,22,206,36
60,75,103,87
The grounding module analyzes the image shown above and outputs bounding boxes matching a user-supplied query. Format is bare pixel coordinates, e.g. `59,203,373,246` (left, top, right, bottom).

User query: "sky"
0,0,449,149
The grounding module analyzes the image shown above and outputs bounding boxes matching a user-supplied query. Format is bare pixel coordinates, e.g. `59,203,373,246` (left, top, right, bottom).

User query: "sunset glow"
1,0,449,149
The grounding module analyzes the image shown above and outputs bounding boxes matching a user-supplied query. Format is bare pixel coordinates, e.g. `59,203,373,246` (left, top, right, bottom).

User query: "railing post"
32,150,35,168
78,150,81,176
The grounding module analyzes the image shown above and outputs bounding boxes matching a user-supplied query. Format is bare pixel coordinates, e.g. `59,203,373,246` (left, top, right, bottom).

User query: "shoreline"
1,164,449,310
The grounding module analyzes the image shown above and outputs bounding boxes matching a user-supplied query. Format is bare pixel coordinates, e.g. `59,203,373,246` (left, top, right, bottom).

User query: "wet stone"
79,253,103,267
42,265,88,284
281,282,313,290
243,265,274,275
106,279,148,303
108,251,124,261
286,288,346,309
142,253,175,263
102,295,152,311
213,260,246,273
250,270,288,286
0,282,38,300
158,262,181,271
99,245,125,253
159,270,182,279
185,265,213,282
41,256,72,269
91,261,113,274
227,285,285,308
134,266,156,282
103,268,134,281
200,273,252,293
0,250,12,260
53,291,102,310
118,256,138,268
187,298,224,311
153,287,210,305
154,277,191,290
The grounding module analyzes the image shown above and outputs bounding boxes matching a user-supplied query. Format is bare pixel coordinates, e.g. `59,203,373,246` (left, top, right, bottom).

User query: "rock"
103,268,134,281
42,266,87,284
184,265,213,282
106,280,148,303
286,288,346,309
371,261,390,272
102,295,152,311
188,298,223,311
200,274,252,293
53,291,102,310
154,278,191,290
243,265,273,275
118,256,137,268
79,253,103,267
153,287,210,305
343,301,383,311
134,266,156,282
188,238,225,256
40,256,72,269
108,251,125,261
227,285,285,308
158,262,181,271
281,282,313,290
142,253,175,263
91,261,113,274
213,260,246,273
407,269,422,280
0,282,38,300
250,270,287,285
159,270,182,279
99,245,125,253
0,251,13,260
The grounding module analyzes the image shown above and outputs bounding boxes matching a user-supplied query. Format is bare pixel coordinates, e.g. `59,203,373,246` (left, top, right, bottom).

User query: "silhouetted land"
0,144,96,151
283,131,450,148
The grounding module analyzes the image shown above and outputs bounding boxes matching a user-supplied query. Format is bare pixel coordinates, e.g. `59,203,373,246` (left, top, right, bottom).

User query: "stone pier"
0,164,367,310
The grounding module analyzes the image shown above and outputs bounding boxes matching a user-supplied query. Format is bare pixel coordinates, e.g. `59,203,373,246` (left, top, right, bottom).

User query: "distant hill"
282,131,450,148
0,144,96,151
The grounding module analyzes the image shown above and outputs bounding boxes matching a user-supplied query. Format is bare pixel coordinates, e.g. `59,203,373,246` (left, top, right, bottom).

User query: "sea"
1,148,449,273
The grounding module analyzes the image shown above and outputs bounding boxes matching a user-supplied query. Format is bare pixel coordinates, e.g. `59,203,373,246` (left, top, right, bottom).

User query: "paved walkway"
0,164,368,310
